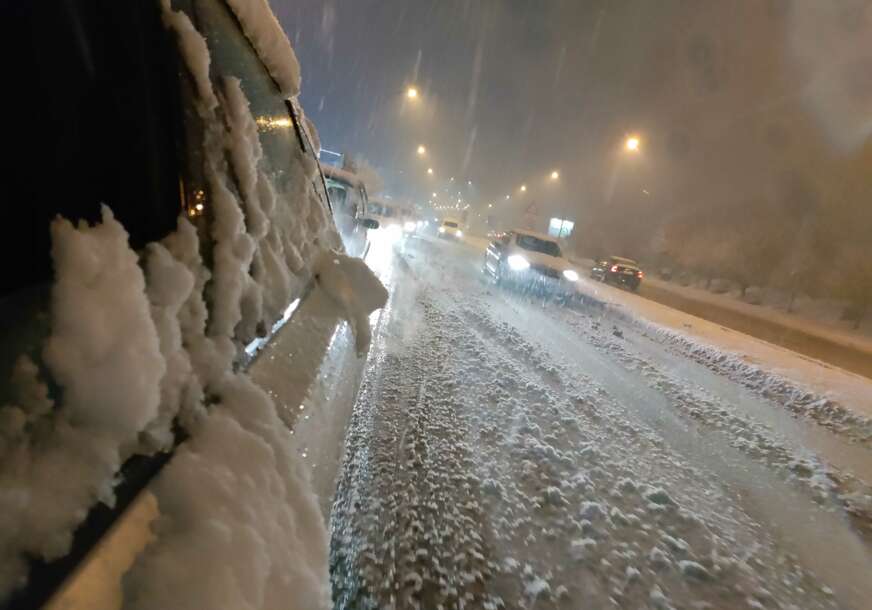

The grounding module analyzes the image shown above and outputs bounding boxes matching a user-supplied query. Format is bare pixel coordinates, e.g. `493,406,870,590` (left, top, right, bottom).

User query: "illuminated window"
548,218,574,238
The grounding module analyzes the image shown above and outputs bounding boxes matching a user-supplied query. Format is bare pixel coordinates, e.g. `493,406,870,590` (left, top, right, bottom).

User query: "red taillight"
638,270,644,278
610,265,619,272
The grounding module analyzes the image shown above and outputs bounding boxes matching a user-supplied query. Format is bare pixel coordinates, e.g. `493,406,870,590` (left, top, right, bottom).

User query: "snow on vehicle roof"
224,0,301,99
511,228,559,243
321,163,365,190
610,256,639,266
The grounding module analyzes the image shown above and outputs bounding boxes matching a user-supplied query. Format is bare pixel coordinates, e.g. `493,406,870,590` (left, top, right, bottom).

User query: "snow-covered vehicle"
0,0,385,607
591,256,644,291
483,228,580,299
322,163,379,257
369,199,418,235
438,218,464,239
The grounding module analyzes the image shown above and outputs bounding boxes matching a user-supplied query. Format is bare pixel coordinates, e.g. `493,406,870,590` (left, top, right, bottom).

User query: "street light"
625,135,641,152
406,86,419,100
550,170,560,180
417,145,426,155
520,184,527,192
427,167,434,175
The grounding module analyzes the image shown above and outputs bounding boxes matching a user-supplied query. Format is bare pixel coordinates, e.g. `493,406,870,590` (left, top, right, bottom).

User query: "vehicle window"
358,187,368,214
2,0,183,297
444,221,459,228
192,0,303,196
516,235,562,257
327,184,348,209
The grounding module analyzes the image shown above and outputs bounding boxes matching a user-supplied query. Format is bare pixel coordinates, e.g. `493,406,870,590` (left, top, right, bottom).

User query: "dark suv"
591,256,644,291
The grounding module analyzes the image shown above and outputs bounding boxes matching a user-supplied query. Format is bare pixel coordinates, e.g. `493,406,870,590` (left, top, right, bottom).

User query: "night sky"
275,1,666,208
273,1,872,298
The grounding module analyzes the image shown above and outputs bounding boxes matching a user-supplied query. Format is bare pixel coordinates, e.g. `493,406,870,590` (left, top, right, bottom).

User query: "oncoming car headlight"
456,230,463,237
404,221,416,232
562,269,579,282
507,254,530,271
384,223,403,241
438,226,446,233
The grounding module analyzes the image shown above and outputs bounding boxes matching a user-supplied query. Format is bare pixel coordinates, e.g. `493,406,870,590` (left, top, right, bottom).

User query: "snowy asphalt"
328,233,872,610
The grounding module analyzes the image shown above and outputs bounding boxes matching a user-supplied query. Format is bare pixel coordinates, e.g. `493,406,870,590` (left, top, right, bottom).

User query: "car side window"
327,185,348,209
358,187,368,218
2,0,183,297
192,0,304,196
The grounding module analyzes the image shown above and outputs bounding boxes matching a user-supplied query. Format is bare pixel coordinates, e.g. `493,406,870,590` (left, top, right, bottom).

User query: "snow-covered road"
327,233,872,610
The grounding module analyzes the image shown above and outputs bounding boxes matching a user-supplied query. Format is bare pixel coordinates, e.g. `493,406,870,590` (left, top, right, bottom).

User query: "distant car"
591,256,644,291
483,229,580,299
438,218,463,239
369,199,418,235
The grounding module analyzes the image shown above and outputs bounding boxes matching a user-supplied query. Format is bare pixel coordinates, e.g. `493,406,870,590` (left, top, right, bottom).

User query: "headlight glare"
507,254,530,271
456,230,463,237
562,269,579,282
404,221,416,232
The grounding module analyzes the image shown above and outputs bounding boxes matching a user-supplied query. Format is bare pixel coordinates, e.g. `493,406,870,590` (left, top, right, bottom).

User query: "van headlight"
438,227,446,233
456,230,463,237
507,254,530,271
562,269,579,282
404,221,416,232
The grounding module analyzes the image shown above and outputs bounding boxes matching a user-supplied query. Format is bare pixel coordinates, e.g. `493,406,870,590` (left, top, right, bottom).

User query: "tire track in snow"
330,286,503,610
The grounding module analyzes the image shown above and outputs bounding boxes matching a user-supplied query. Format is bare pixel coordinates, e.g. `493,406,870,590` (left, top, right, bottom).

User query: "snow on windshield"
517,234,561,258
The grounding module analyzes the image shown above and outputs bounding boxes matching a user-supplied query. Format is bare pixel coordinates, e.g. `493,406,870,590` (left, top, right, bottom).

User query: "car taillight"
637,270,643,278
610,265,619,272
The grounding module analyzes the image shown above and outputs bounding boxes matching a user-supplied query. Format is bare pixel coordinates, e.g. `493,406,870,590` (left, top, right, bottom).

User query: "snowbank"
574,278,872,443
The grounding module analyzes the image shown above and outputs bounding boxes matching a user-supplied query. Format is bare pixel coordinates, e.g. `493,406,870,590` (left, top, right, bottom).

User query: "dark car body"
591,256,644,291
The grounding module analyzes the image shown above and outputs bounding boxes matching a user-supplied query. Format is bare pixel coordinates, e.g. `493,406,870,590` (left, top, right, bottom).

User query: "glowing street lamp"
520,184,527,192
625,135,641,152
427,167,434,175
406,86,419,100
550,170,560,180
417,145,426,156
